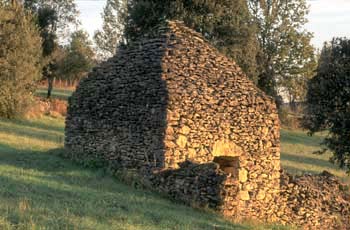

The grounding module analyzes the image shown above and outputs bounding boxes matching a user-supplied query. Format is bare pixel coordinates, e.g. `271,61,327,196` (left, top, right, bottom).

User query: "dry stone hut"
65,21,280,221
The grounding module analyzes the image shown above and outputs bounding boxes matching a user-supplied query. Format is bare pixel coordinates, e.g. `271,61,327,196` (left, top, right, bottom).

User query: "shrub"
304,38,350,172
0,2,42,118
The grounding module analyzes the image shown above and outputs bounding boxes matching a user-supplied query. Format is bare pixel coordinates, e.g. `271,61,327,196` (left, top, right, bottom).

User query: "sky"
76,0,350,49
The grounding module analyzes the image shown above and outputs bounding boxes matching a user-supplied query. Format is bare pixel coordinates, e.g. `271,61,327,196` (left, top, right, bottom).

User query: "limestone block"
243,183,254,190
180,125,191,135
166,126,174,135
256,190,266,200
176,135,187,148
239,168,248,183
239,191,250,201
212,140,243,157
167,109,180,121
165,141,177,148
262,127,269,136
188,148,196,158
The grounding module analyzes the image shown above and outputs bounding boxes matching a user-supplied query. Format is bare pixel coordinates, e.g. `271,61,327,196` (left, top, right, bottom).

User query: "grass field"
35,88,73,101
0,116,348,229
281,129,349,183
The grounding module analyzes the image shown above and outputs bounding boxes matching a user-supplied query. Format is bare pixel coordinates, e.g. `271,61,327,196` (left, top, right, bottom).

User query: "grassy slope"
0,117,272,230
281,129,349,183
0,116,348,229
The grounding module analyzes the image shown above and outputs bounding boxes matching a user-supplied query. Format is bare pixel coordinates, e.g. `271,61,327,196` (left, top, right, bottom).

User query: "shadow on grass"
0,118,64,133
0,144,66,172
281,165,324,176
0,174,245,229
280,129,325,148
0,122,63,143
0,143,246,230
281,152,332,169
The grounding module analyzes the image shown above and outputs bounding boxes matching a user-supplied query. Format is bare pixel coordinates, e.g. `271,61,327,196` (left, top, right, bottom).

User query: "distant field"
35,87,73,101
0,116,348,229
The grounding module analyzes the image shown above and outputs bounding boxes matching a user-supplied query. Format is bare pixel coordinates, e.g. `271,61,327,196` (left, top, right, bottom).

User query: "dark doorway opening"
213,156,239,178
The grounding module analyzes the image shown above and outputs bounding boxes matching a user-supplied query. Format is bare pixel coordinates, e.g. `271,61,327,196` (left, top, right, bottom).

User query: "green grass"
281,129,349,183
1,116,288,230
0,116,347,229
35,88,73,101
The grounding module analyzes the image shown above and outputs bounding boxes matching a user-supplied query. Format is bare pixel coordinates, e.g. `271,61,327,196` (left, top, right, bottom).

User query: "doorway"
213,156,239,178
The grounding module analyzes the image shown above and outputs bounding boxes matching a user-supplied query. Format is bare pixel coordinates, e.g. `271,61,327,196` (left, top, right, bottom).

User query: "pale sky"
76,0,350,49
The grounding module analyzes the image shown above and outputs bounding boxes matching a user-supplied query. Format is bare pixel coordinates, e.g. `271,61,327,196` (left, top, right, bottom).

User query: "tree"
304,38,350,172
125,0,260,82
0,1,42,118
23,0,79,98
94,0,127,60
58,30,95,83
24,0,79,40
248,0,316,101
277,33,317,109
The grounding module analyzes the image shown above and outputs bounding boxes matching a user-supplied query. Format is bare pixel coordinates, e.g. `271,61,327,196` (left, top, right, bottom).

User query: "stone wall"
65,32,169,170
276,171,350,229
146,167,350,229
157,22,281,222
148,161,239,213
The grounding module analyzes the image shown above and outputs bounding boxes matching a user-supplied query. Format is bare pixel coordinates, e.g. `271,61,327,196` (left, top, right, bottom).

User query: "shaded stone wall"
148,166,350,229
65,32,169,169
148,161,239,214
65,21,280,222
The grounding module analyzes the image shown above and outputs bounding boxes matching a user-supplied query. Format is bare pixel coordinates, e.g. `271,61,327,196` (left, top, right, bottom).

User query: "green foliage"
126,0,260,82
0,2,42,118
94,0,127,60
30,4,58,99
24,0,79,40
304,38,350,172
36,7,57,57
248,0,316,99
24,0,80,98
58,30,95,81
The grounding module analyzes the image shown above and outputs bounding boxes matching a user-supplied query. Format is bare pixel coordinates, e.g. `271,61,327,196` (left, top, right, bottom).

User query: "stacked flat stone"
149,161,235,207
65,21,280,222
276,171,350,229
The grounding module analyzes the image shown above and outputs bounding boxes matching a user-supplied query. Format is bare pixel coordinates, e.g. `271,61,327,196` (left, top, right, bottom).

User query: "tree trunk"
47,76,53,99
290,98,297,112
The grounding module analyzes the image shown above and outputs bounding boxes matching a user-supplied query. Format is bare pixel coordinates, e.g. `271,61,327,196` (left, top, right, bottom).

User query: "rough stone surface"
64,21,349,228
275,171,350,229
